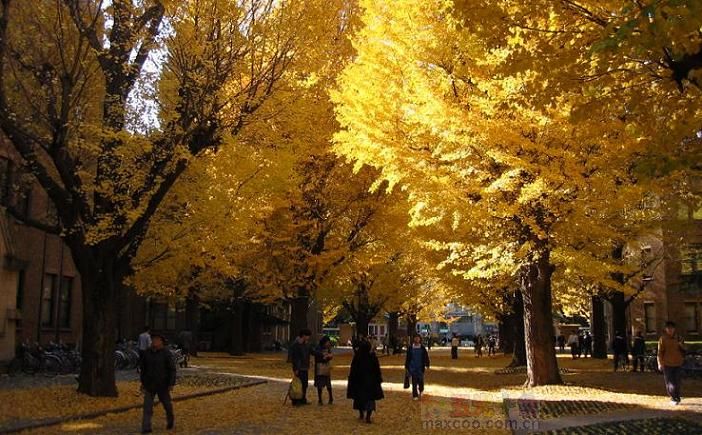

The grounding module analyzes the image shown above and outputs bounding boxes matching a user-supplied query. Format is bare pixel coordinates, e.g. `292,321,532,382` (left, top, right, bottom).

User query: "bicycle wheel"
42,355,61,377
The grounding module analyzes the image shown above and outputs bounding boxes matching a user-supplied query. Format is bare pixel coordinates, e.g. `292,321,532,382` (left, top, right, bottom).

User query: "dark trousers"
142,388,174,432
451,346,458,359
663,366,682,402
582,345,590,358
632,355,645,372
411,372,424,398
570,344,579,359
613,353,627,371
292,370,309,405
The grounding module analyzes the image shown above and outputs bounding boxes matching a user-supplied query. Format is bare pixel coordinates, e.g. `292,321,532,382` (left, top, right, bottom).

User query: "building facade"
629,220,702,341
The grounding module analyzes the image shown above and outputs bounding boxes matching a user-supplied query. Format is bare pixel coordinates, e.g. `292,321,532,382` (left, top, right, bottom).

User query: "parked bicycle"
7,342,61,377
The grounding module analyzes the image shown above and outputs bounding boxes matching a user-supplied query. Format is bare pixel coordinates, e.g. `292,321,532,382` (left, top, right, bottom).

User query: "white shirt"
138,332,152,351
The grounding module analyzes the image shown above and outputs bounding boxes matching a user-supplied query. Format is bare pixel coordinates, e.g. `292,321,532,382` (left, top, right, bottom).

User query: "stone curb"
0,379,267,434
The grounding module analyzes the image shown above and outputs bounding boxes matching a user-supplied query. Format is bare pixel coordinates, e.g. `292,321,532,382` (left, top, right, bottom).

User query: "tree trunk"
521,245,562,387
355,311,370,338
406,313,417,339
591,295,607,359
229,301,244,356
510,290,527,367
610,291,628,346
77,259,120,397
387,311,399,353
290,294,309,339
185,295,200,356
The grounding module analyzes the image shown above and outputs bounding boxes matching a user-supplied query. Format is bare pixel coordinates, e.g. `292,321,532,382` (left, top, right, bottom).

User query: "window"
41,274,57,327
681,244,702,275
58,277,73,329
644,303,656,334
684,303,699,333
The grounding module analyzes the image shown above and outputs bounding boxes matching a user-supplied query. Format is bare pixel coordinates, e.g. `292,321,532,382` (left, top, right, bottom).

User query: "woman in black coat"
347,340,384,423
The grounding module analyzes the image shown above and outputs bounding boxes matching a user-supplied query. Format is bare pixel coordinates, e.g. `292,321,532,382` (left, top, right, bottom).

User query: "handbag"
288,376,303,400
403,371,410,389
316,362,331,376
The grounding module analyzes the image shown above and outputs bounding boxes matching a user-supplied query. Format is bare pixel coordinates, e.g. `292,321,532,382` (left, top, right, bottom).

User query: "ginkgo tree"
332,0,701,387
0,0,352,396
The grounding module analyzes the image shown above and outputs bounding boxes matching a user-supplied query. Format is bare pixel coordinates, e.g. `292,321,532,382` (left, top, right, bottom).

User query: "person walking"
347,340,384,423
474,334,484,358
290,328,312,406
487,335,496,356
567,332,579,359
405,334,430,400
612,331,628,372
138,325,152,361
631,331,646,372
557,334,566,354
140,333,176,433
314,336,334,405
582,332,592,358
658,321,686,405
451,334,459,360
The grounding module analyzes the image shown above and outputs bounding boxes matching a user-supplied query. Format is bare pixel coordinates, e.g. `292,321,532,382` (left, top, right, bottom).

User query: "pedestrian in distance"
405,334,430,400
451,334,459,360
612,331,628,372
487,335,497,356
290,328,312,406
557,334,566,354
658,321,686,405
138,325,152,362
577,332,585,358
582,332,592,358
347,339,384,423
631,330,646,372
140,333,176,434
474,334,484,358
567,332,579,359
314,335,334,405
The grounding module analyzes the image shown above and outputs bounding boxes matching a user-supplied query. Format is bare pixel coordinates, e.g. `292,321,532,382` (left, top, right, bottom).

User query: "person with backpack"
347,339,384,423
314,336,334,405
404,334,430,400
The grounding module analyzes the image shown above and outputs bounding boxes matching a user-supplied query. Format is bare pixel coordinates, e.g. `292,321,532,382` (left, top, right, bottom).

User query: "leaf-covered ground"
7,348,702,434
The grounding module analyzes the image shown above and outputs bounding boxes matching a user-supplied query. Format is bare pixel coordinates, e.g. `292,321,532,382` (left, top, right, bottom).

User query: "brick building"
629,217,702,341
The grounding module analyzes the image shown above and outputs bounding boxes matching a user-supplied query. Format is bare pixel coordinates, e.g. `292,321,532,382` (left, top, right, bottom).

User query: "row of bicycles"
7,341,190,377
639,351,702,376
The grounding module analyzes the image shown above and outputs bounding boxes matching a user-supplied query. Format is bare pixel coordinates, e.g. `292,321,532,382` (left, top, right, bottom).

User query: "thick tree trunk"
290,294,309,338
77,259,120,397
591,295,608,359
521,245,562,387
229,301,244,356
498,317,511,354
245,304,263,353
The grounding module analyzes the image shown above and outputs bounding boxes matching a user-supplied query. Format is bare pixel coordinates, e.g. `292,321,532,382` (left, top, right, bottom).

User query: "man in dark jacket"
140,333,176,433
631,330,646,372
404,334,430,400
289,328,312,405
